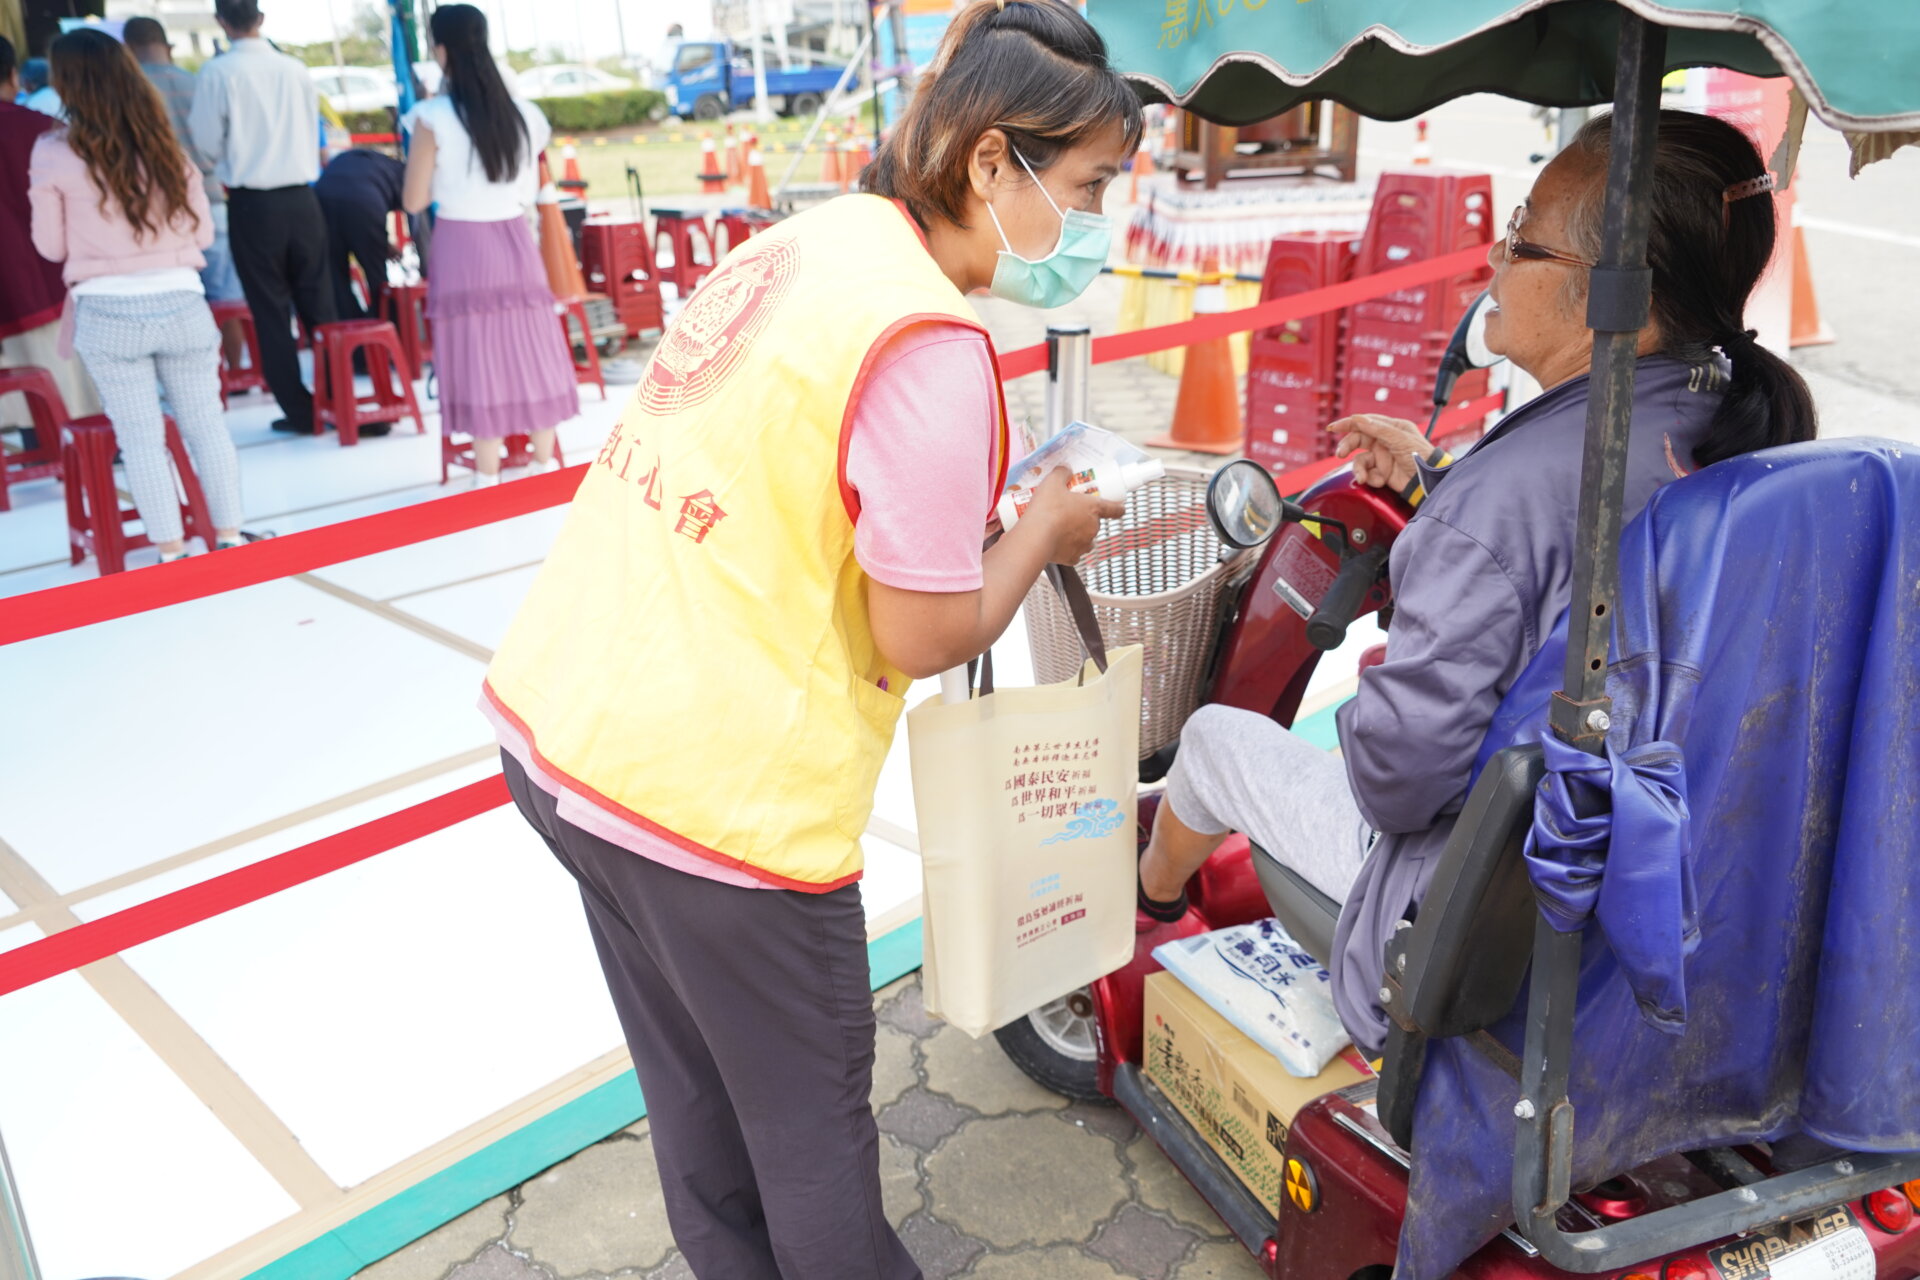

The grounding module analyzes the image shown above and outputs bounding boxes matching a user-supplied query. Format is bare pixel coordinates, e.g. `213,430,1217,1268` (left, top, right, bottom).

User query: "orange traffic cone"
1789,212,1834,347
1148,264,1243,455
1128,144,1155,203
746,144,772,211
820,127,842,187
558,140,586,195
536,157,587,299
698,133,727,194
846,131,872,189
724,124,745,185
1412,119,1432,165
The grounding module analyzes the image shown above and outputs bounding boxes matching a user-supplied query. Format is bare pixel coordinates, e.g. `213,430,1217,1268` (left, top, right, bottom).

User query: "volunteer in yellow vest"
484,2,1140,1274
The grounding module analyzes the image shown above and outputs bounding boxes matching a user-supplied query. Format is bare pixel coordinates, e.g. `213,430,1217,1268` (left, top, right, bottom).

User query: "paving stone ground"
351,974,1271,1280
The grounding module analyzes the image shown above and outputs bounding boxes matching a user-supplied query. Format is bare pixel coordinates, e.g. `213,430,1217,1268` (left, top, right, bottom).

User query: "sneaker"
157,549,191,564
270,418,309,434
358,421,394,437
471,470,500,489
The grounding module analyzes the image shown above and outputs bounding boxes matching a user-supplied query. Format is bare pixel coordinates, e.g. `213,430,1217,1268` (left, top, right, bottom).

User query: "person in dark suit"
314,145,406,322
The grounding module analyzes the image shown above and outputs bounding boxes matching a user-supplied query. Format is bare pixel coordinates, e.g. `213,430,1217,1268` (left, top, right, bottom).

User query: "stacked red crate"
581,217,665,338
1244,232,1358,474
1339,170,1496,435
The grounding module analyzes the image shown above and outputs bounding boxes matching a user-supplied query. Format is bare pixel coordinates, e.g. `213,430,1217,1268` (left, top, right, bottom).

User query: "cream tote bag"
907,567,1142,1038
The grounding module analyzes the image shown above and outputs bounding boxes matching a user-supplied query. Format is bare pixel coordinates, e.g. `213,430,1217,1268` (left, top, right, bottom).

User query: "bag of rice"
1152,918,1351,1078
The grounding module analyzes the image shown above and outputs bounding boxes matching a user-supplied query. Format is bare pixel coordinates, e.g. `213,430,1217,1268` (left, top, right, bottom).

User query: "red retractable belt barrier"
995,244,1489,381
0,465,589,648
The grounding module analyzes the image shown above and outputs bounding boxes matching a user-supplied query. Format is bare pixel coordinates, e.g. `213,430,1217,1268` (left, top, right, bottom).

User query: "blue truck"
661,40,848,121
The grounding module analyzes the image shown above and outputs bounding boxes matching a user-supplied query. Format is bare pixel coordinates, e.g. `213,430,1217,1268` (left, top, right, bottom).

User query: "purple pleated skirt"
427,216,580,440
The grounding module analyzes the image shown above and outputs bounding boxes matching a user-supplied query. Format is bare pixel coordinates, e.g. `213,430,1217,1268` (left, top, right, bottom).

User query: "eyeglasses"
1505,207,1594,268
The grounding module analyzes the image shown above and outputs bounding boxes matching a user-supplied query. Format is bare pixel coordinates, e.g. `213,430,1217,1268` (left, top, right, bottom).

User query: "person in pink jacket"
29,27,241,564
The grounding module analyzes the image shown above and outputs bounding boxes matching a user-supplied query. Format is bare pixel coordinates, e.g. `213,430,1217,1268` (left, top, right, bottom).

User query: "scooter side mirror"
1207,460,1299,550
1431,289,1502,412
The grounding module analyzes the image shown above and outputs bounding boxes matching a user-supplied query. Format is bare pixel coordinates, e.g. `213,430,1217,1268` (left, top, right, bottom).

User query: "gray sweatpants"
72,291,242,544
1163,703,1375,901
502,751,919,1280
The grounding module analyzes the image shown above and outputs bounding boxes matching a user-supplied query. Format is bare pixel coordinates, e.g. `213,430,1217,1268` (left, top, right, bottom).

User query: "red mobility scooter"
989,4,1920,1278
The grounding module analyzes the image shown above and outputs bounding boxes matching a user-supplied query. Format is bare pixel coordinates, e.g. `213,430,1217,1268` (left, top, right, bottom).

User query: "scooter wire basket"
1022,465,1252,760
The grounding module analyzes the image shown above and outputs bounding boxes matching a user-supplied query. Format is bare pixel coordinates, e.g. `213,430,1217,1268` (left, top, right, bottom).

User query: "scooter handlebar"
1305,545,1389,651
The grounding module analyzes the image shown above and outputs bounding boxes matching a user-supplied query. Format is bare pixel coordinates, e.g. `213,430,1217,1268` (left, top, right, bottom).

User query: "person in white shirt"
402,4,576,485
189,0,356,435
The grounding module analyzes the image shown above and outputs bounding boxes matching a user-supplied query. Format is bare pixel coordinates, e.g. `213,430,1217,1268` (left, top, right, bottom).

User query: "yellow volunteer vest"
486,195,1008,891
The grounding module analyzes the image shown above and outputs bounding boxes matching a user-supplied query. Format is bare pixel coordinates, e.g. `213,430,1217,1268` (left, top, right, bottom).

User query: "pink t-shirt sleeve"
845,321,1000,593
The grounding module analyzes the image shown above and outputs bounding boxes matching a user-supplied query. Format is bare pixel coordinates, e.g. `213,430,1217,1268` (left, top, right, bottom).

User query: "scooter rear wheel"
993,986,1106,1103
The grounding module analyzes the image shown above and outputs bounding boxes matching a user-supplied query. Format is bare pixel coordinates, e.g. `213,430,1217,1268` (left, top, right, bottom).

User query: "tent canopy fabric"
1087,0,1920,133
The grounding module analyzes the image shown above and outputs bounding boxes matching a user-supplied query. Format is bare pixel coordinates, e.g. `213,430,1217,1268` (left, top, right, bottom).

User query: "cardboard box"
1142,970,1372,1215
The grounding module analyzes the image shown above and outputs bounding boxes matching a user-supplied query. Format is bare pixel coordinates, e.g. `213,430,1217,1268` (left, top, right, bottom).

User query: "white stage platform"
0,366,1374,1280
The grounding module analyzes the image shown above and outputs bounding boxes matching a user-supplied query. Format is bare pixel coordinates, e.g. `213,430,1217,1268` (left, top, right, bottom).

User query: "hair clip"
1720,173,1775,227
995,0,1007,9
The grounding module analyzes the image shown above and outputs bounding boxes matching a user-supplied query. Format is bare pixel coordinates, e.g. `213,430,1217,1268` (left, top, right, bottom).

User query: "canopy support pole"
1548,15,1668,754
1513,12,1668,1259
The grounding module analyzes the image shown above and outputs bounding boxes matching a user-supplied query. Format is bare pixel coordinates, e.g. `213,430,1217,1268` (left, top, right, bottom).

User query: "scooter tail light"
1864,1188,1914,1233
1903,1179,1920,1212
1660,1256,1712,1280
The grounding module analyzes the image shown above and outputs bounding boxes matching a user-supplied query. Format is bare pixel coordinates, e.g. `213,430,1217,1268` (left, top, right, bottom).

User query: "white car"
309,65,398,114
516,64,635,98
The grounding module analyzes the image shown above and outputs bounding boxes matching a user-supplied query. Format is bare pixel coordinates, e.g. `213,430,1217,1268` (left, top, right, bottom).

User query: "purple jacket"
1330,356,1723,1054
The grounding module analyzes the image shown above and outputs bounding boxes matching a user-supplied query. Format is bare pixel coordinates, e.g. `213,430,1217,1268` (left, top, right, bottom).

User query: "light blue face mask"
985,150,1112,309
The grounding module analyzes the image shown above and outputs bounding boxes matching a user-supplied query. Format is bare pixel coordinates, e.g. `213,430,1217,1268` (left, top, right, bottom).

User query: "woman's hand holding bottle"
1019,466,1126,565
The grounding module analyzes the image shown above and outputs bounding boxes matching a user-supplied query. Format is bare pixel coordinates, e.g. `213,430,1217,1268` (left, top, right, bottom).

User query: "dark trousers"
502,752,920,1280
316,192,389,323
227,185,336,430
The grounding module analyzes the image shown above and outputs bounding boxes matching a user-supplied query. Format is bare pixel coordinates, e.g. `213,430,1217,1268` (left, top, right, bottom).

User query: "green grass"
554,117,870,203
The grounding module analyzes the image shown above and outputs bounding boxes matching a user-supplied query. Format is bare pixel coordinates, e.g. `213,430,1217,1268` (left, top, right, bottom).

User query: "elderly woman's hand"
1330,414,1431,494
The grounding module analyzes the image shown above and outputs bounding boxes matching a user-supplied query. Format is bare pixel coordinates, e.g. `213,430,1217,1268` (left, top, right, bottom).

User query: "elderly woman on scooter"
1137,110,1819,1057
484,2,1134,1276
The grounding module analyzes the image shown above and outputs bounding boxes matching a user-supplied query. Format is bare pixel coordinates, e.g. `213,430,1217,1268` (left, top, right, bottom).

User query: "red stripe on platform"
0,465,588,648
0,775,511,998
996,244,1490,381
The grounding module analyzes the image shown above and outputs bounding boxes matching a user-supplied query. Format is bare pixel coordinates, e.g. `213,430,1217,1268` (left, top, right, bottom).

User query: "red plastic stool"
382,283,432,382
0,365,69,512
62,415,216,575
440,433,567,484
712,208,779,260
651,209,715,295
558,299,607,401
311,319,427,447
208,300,268,400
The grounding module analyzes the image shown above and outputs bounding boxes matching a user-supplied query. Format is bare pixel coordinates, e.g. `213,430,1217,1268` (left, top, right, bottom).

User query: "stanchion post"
1045,325,1092,435
0,1127,41,1280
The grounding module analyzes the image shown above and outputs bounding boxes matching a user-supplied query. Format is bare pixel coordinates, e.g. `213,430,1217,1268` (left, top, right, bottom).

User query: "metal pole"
866,0,884,138
774,24,873,196
1553,107,1590,157
612,0,630,74
1547,15,1667,753
1518,11,1667,1247
1045,326,1092,436
750,0,773,123
0,1128,41,1280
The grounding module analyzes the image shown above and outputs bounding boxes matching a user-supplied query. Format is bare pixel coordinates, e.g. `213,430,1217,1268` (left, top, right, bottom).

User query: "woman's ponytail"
863,0,1141,229
1570,110,1818,468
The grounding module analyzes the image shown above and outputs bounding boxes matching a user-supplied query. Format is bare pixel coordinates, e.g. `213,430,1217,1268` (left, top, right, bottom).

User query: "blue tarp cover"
1399,439,1920,1280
